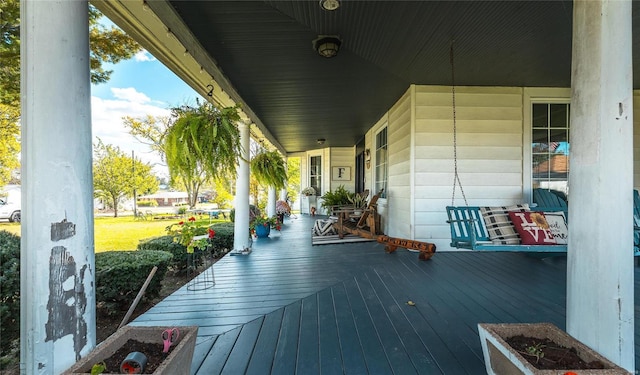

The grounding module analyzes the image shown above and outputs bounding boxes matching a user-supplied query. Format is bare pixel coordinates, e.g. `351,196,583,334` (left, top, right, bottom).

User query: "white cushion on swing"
480,204,529,245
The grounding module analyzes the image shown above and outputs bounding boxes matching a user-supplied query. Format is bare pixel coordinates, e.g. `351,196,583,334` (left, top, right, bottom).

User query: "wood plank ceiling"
151,1,638,153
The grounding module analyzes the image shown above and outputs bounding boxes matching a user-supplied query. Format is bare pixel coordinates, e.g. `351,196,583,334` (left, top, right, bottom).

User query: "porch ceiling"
131,1,639,153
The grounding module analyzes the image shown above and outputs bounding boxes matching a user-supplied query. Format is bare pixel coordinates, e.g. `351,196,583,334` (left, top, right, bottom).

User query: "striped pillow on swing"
480,204,530,245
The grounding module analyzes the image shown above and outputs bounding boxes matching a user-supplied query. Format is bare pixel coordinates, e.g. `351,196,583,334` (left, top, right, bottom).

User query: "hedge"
137,222,234,272
0,230,20,362
95,250,172,313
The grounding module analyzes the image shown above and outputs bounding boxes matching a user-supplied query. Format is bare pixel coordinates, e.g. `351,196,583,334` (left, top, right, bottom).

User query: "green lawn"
0,215,227,252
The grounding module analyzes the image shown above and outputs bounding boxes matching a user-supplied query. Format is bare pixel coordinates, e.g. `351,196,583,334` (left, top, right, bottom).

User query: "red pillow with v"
507,211,557,245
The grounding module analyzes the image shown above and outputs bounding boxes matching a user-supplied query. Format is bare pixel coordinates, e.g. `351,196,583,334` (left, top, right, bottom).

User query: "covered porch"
131,214,640,374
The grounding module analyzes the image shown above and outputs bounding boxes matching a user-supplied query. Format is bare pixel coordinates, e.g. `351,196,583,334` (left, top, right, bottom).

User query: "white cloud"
91,88,170,178
111,87,152,104
134,50,156,62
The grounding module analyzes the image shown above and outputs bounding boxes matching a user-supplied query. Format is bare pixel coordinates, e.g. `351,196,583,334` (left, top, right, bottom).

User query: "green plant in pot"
250,150,288,190
348,193,368,215
320,185,354,212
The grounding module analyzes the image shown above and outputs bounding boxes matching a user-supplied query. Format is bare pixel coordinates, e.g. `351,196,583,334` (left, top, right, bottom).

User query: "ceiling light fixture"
317,138,326,145
313,35,342,58
319,0,340,11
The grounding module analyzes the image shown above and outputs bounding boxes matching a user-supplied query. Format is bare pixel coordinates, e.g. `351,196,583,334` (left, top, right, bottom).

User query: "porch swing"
443,42,568,252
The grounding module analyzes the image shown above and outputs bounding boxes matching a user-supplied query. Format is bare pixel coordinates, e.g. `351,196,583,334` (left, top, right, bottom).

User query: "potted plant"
275,200,291,223
165,216,215,253
320,185,353,213
63,325,198,374
250,150,288,190
477,323,630,374
348,193,368,216
250,215,281,238
302,187,316,196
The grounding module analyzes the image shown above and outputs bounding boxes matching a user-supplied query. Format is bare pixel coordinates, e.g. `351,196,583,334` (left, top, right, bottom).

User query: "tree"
122,114,171,161
164,102,243,208
286,157,301,204
93,140,158,217
0,104,20,186
0,1,142,106
0,2,142,189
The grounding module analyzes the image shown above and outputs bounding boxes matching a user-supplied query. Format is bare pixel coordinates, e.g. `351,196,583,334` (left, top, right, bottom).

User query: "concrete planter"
477,323,630,375
63,325,198,375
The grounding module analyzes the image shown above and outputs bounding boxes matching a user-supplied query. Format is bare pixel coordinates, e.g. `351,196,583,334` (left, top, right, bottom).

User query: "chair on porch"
333,189,383,239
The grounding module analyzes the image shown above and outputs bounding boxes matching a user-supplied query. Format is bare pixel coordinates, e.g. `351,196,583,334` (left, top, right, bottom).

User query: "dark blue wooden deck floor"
131,214,640,374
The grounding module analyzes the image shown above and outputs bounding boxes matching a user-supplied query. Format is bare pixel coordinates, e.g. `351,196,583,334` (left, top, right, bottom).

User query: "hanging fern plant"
164,102,243,193
250,150,288,190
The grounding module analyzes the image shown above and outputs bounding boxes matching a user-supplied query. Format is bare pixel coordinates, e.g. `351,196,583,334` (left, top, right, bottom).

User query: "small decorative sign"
332,166,350,181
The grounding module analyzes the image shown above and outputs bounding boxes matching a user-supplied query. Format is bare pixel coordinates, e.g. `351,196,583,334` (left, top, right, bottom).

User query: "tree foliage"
164,102,243,208
0,1,142,106
122,114,171,161
93,139,158,217
0,105,20,186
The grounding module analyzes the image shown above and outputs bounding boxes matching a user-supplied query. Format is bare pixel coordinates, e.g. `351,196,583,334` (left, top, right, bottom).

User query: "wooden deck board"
271,300,301,374
330,283,369,374
245,308,283,375
128,214,640,374
297,294,320,374
316,288,343,375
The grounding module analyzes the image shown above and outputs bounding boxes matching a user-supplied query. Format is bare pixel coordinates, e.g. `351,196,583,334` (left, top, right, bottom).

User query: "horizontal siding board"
415,132,522,147
413,186,523,200
416,106,522,121
414,146,522,160
414,172,523,186
416,119,522,133
416,92,523,107
414,159,522,173
414,85,522,95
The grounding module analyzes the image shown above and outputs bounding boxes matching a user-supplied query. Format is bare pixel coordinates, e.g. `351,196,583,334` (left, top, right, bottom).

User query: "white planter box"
63,325,198,375
478,323,630,375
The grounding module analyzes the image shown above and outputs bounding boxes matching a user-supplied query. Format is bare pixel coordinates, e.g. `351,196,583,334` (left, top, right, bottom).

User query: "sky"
90,49,204,179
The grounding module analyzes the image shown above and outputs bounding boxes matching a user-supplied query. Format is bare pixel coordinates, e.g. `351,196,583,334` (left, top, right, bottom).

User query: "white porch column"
567,0,634,370
20,0,95,373
267,186,277,217
233,121,251,251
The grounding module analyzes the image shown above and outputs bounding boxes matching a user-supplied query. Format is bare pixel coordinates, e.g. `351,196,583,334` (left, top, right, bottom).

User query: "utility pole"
132,150,137,217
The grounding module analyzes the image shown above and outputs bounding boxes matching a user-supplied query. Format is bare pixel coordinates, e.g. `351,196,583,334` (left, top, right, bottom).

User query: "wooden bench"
446,206,567,252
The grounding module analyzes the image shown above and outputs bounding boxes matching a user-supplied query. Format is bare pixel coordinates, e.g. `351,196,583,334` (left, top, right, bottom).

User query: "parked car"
0,197,20,222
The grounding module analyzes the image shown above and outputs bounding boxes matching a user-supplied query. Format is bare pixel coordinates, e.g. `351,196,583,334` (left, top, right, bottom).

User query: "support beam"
567,0,634,370
20,0,95,373
233,121,251,252
267,186,276,217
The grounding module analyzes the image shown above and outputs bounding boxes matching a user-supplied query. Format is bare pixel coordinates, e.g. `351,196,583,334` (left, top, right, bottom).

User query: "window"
375,127,388,198
310,155,322,196
531,103,570,195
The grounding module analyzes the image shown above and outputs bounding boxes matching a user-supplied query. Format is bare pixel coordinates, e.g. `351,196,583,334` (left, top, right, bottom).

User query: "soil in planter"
506,335,605,370
100,340,173,374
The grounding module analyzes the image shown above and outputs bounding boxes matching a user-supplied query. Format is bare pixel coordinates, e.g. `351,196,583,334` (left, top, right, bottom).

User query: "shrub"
95,250,172,312
209,222,234,258
0,230,20,362
137,200,158,207
137,236,194,273
138,222,235,271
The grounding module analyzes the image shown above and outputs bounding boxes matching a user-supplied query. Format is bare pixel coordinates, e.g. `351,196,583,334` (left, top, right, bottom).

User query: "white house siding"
329,147,356,193
387,89,413,239
414,86,524,250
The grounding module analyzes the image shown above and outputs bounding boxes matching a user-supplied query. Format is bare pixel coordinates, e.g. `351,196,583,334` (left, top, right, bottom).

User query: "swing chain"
450,42,468,206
